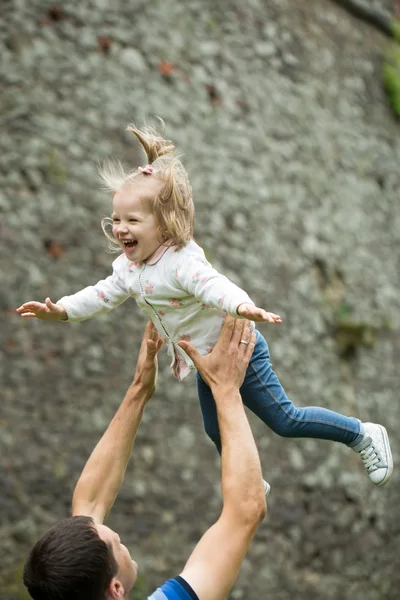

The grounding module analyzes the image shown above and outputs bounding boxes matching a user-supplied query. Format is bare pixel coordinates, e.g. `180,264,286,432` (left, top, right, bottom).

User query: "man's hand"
237,302,282,324
178,316,255,392
16,297,68,321
132,320,163,403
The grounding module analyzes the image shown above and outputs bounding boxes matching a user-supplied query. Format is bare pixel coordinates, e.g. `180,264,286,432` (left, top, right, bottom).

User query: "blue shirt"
148,576,199,600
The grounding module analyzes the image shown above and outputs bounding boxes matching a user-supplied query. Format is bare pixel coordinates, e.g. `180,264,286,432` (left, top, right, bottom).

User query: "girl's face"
112,178,163,262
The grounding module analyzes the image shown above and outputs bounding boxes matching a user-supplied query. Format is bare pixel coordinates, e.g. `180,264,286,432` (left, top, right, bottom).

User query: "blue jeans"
197,330,363,454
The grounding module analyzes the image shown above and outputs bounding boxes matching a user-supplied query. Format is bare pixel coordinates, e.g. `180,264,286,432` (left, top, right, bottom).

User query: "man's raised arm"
72,320,163,523
178,317,267,600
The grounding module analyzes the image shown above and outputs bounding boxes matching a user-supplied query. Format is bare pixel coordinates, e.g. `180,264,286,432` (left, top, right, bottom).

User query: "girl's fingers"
45,298,57,310
21,303,44,313
263,311,282,323
17,305,31,312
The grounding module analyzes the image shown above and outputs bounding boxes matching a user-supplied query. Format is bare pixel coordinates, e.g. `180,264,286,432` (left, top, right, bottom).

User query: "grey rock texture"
1,0,399,598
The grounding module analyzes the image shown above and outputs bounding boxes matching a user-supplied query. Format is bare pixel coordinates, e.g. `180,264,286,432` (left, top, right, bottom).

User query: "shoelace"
359,444,380,472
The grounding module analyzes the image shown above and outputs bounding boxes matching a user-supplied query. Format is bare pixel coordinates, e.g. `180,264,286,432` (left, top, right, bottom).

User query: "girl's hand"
237,302,282,324
16,297,68,321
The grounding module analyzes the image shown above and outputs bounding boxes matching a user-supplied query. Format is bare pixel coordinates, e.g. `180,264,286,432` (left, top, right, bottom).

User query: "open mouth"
121,240,138,252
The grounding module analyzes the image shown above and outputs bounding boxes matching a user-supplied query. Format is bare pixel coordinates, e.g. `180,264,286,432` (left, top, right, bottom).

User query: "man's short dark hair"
23,515,118,600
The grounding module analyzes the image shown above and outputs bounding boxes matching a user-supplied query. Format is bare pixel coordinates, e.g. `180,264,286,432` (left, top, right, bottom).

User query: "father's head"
23,516,138,600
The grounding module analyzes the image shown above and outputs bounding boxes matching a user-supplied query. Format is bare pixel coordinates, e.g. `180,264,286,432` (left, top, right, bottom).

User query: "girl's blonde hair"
99,120,194,251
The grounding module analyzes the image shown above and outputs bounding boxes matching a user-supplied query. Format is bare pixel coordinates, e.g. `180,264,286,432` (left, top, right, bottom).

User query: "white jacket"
58,240,254,380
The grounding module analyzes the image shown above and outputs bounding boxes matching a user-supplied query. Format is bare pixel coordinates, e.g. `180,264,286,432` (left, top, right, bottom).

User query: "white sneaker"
263,480,271,497
352,423,393,486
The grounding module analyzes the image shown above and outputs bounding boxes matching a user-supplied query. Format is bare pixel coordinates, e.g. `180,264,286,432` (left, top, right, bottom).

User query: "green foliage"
131,573,152,600
335,317,378,355
334,302,379,356
382,43,400,118
334,300,352,321
392,20,400,43
1,564,31,600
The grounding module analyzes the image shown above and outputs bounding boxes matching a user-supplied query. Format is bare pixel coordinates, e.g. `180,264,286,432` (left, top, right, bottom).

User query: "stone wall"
1,1,399,598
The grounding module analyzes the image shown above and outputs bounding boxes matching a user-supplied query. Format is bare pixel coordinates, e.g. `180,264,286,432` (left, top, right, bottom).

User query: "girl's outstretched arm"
16,297,68,321
175,248,282,324
17,256,130,323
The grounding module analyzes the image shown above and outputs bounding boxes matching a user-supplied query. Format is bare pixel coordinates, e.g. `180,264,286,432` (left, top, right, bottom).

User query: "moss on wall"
382,28,400,118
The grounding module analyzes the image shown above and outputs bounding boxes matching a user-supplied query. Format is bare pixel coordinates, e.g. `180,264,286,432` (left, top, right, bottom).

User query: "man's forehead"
95,523,117,544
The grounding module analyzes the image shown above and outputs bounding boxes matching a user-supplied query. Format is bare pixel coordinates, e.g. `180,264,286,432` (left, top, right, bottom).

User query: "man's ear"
107,577,125,599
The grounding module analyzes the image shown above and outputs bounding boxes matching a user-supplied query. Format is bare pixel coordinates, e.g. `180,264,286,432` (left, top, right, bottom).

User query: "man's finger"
142,320,158,344
245,331,256,360
144,319,155,334
231,318,246,347
178,340,202,366
215,315,235,349
146,337,163,355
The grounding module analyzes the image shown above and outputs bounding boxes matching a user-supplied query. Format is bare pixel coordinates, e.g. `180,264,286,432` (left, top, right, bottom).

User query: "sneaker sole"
376,425,393,486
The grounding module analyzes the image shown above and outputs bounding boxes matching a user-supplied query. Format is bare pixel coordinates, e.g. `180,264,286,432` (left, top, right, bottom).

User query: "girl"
17,123,393,488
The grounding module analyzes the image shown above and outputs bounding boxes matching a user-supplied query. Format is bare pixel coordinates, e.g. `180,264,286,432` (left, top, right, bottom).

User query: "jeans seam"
248,361,358,434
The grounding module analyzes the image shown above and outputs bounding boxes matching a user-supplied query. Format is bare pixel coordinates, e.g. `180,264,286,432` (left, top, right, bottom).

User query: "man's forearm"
213,386,264,517
72,380,149,522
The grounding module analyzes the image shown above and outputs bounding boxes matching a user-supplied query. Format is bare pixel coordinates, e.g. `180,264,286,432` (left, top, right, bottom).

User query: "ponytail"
126,118,175,164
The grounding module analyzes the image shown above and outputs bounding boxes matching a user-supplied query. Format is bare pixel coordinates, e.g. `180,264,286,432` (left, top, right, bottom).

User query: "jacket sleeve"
175,254,254,317
57,259,130,322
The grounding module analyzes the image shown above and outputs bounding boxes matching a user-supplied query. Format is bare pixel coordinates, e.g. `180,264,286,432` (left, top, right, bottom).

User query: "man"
23,316,267,600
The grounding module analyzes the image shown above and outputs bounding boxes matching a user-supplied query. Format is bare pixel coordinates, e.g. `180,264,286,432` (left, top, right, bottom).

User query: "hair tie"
138,164,153,175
